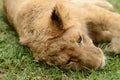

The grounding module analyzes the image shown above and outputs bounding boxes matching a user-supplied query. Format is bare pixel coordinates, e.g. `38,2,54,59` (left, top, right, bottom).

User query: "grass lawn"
0,0,120,80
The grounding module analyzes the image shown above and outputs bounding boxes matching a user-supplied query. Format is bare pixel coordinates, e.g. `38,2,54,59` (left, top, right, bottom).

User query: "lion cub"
3,0,120,71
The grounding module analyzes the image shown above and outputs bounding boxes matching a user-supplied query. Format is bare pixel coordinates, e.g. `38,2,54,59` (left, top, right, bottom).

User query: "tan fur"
3,0,119,70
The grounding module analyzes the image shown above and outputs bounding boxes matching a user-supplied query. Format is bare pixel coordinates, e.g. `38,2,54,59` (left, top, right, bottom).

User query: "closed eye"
77,36,82,43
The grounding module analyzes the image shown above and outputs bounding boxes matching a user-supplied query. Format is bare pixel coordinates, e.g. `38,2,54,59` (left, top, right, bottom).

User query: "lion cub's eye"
77,36,82,43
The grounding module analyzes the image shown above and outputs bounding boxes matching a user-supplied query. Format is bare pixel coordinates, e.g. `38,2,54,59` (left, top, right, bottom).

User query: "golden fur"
3,0,120,70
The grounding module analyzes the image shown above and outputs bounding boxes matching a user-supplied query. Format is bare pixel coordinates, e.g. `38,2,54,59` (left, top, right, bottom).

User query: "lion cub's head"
31,2,105,71
17,0,106,71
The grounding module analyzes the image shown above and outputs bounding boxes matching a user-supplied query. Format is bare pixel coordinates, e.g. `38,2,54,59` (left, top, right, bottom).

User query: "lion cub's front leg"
105,21,120,53
83,5,120,53
102,14,120,53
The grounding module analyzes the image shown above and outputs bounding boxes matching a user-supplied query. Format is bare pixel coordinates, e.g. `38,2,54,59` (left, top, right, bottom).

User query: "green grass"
0,0,120,80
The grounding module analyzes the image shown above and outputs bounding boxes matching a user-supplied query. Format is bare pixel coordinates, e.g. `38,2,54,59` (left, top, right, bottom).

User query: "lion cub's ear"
55,1,77,30
51,8,61,23
51,8,63,29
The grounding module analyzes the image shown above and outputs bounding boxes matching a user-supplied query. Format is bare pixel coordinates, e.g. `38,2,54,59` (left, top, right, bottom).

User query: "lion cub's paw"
106,43,120,54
